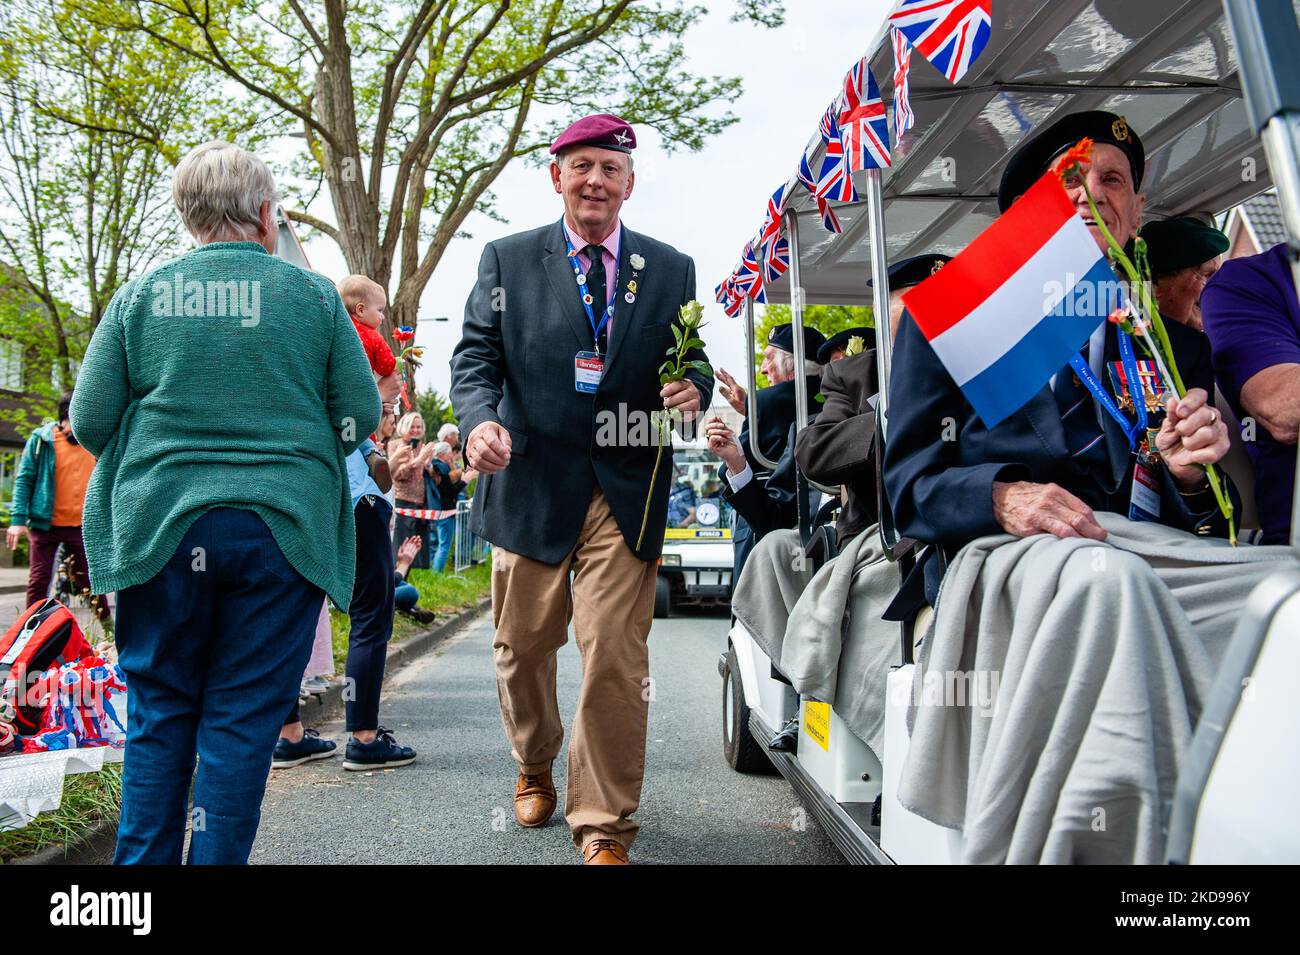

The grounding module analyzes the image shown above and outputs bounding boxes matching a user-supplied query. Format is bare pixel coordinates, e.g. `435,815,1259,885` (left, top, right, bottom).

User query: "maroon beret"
549,113,636,155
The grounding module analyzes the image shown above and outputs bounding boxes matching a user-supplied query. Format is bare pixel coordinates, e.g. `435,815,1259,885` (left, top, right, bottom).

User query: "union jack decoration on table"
889,0,993,84
836,56,891,171
892,26,915,134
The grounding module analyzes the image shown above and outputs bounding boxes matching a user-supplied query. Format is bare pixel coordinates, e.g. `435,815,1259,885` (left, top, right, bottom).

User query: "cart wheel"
653,575,671,618
722,645,772,774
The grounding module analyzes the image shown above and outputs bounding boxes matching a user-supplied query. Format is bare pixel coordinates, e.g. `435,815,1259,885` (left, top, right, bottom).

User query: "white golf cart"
656,439,735,617
719,0,1300,864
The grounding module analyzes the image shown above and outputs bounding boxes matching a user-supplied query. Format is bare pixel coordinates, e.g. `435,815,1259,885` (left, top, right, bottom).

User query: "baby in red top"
338,274,396,377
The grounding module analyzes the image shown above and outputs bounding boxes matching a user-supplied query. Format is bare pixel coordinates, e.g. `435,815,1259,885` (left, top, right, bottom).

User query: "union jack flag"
815,110,857,204
758,180,793,246
737,240,767,305
889,0,992,85
796,132,844,233
892,26,915,134
762,232,791,283
836,56,891,171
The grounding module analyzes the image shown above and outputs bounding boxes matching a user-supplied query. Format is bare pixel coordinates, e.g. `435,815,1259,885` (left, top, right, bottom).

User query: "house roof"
1238,192,1290,250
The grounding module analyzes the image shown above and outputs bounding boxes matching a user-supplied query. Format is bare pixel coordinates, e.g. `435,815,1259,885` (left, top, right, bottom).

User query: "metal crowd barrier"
451,498,489,576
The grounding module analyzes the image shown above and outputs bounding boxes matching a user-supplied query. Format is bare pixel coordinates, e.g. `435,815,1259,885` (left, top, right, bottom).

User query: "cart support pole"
742,297,779,471
785,209,811,435
1222,0,1300,550
864,170,893,440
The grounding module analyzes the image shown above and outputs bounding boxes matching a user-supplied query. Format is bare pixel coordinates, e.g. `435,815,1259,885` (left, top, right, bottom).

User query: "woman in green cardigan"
70,141,392,865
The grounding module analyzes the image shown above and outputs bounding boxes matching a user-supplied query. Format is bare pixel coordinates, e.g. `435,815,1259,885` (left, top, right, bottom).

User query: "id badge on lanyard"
575,350,604,394
1129,455,1161,522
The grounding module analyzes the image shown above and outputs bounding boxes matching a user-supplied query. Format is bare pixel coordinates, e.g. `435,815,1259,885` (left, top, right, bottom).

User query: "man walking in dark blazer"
449,114,710,865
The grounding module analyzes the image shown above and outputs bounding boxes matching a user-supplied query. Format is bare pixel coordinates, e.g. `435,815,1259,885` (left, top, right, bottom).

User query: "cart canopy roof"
766,0,1275,305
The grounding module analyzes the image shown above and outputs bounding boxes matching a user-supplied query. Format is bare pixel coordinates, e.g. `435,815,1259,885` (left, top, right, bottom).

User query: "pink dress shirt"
564,218,621,346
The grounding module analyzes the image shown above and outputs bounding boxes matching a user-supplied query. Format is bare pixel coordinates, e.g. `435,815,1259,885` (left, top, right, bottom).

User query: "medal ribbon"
1068,328,1146,452
563,233,618,350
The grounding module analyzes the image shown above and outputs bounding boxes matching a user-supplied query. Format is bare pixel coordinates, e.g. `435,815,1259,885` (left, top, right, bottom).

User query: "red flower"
1052,137,1094,184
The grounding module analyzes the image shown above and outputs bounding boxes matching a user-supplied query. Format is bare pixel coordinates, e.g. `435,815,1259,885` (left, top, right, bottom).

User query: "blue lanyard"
1068,328,1146,451
563,234,617,351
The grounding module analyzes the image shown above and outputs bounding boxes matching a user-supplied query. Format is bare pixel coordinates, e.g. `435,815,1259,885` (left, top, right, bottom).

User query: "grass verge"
0,763,122,863
330,560,491,674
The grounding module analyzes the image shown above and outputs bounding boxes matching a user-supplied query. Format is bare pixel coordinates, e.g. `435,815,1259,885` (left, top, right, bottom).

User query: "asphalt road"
253,607,843,865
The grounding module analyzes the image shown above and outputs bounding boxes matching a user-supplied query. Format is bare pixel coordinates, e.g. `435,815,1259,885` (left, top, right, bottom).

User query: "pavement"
252,607,843,865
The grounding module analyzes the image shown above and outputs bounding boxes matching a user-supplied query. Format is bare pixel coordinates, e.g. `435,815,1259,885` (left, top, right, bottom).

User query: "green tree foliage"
79,0,782,346
0,0,242,431
415,386,454,433
751,302,872,387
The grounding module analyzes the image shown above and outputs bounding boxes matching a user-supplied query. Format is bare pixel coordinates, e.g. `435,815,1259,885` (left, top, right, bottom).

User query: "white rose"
630,253,645,270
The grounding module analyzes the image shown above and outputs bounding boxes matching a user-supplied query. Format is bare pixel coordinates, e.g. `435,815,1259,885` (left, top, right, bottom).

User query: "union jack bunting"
815,110,857,204
892,25,915,134
758,180,794,246
738,240,767,303
836,56,891,171
796,131,844,233
761,232,791,284
889,0,993,85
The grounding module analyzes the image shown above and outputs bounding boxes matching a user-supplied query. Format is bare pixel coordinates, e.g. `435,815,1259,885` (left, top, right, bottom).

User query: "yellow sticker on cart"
664,528,733,540
802,701,830,751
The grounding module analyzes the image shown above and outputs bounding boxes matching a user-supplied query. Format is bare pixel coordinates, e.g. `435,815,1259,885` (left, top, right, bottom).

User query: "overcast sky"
301,1,895,402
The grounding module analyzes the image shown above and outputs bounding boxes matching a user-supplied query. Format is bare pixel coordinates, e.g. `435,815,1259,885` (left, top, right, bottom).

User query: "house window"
0,339,23,391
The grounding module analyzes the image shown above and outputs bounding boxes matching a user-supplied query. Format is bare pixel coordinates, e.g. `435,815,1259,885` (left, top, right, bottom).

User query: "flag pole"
742,296,779,471
864,168,893,441
786,209,810,436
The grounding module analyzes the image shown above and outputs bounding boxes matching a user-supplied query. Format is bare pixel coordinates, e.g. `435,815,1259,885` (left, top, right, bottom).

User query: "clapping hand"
705,416,746,475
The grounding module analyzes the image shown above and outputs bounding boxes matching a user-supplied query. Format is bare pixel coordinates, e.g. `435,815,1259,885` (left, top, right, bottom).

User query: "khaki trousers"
491,488,658,851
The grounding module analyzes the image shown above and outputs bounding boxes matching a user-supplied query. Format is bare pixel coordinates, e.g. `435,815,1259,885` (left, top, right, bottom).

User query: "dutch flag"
902,171,1126,427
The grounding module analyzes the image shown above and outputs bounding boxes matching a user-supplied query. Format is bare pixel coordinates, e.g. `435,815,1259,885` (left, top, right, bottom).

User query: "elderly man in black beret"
1137,216,1231,401
713,321,825,582
450,113,711,865
882,111,1300,864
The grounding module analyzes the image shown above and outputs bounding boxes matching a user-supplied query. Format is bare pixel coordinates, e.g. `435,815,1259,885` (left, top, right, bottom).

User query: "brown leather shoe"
582,839,630,865
514,769,556,828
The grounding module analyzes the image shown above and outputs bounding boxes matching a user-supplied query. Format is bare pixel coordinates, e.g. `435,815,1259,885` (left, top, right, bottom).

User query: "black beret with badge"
817,326,876,364
767,322,828,357
997,110,1145,212
866,253,953,290
1139,216,1230,276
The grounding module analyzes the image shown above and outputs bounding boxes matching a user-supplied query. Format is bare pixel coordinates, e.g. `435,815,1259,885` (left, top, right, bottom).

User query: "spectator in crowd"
1201,242,1300,545
7,389,108,620
426,440,464,572
337,429,417,772
394,534,436,623
70,141,384,864
388,412,435,569
1139,216,1229,398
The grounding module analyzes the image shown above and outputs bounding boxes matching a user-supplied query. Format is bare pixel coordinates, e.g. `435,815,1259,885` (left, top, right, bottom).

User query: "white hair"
172,141,279,243
437,423,460,442
431,441,453,457
771,349,822,381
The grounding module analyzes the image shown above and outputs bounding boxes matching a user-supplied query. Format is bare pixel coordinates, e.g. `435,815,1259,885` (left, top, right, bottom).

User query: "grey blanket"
733,527,899,758
900,513,1299,864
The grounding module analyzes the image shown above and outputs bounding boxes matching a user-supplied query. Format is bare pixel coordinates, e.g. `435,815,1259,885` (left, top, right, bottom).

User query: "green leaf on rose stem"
685,360,713,377
672,323,684,348
684,338,705,351
665,346,675,356
659,373,671,385
664,370,686,383
658,361,672,374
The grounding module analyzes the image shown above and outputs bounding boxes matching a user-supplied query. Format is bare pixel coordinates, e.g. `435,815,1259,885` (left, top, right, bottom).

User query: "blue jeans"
394,579,419,612
112,508,323,865
430,515,455,572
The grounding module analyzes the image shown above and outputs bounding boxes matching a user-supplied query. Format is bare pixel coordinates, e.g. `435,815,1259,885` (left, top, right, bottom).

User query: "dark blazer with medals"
883,311,1235,610
450,218,712,564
